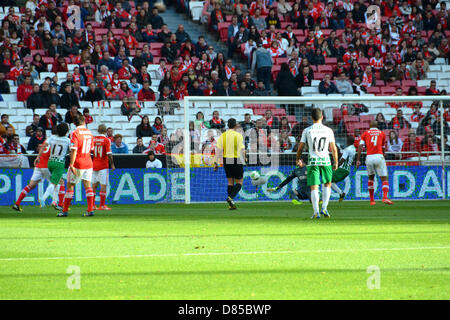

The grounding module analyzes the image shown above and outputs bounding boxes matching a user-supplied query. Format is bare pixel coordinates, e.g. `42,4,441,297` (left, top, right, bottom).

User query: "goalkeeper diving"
267,136,355,204
330,135,356,202
267,165,314,205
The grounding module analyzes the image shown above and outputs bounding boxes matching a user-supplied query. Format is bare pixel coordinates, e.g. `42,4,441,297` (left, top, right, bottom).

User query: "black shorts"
224,163,244,179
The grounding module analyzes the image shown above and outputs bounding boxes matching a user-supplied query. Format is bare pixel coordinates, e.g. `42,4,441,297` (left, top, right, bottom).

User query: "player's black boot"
227,197,237,210
12,204,22,212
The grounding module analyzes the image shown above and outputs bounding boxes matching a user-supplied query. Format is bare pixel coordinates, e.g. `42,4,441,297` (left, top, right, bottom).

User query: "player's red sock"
63,191,74,213
100,191,107,207
16,185,32,206
382,181,389,199
368,180,375,202
86,188,95,212
58,184,65,206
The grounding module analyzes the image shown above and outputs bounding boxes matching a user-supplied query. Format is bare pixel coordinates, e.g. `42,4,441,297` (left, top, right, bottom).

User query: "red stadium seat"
42,57,54,64
314,72,326,79
359,57,369,64
151,43,164,50
333,108,342,125
271,65,281,82
293,30,304,37
417,86,427,94
275,57,288,65
218,22,230,42
402,80,417,87
366,87,380,94
271,109,286,117
360,115,374,123
381,87,396,95
389,80,402,88
343,115,358,123
318,65,332,73
150,49,160,57
325,57,337,65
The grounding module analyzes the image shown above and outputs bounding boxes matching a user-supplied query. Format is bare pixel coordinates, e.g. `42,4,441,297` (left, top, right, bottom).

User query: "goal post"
181,95,450,204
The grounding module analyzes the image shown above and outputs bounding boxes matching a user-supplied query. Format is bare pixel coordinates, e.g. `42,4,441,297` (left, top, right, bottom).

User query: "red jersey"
35,142,51,169
360,128,386,155
92,135,112,171
70,126,94,170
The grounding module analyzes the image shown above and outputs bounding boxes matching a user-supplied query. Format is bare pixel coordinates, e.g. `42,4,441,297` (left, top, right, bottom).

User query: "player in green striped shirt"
331,136,356,202
38,123,70,208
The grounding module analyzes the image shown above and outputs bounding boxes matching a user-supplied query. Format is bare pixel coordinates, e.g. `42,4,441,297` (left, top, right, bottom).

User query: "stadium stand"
0,0,449,157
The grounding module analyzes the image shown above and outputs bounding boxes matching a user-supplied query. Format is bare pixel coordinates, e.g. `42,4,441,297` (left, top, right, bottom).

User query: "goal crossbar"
183,95,450,203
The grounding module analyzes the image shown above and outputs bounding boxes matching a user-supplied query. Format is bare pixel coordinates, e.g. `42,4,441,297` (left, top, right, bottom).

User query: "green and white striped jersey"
340,145,356,171
300,123,335,166
47,135,70,163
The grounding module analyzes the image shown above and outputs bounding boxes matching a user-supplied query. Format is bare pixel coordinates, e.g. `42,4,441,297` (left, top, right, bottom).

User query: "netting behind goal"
162,95,450,203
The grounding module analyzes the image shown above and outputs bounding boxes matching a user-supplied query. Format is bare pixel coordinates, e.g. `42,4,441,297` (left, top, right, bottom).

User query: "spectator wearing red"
8,59,23,82
38,109,58,131
52,56,68,73
5,134,27,155
118,59,138,80
203,81,216,96
401,130,421,159
361,65,376,88
174,81,188,100
425,80,440,95
83,108,94,126
122,29,139,50
389,109,411,130
17,76,34,102
382,0,401,17
209,110,225,130
24,28,43,50
410,105,425,123
144,134,166,155
369,51,384,71
137,65,151,86
118,82,135,100
151,117,166,135
137,81,156,101
421,135,440,156
343,44,359,66
210,2,225,32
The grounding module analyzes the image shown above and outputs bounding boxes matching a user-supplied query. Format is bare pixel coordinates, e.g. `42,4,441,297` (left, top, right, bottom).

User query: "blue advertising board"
0,166,448,205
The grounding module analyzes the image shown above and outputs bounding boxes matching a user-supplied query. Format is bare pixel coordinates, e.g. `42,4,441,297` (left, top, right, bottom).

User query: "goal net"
161,95,450,204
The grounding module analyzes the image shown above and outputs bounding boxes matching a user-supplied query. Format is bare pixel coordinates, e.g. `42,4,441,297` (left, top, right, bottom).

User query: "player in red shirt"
58,113,95,217
356,121,393,206
92,124,115,211
12,143,51,211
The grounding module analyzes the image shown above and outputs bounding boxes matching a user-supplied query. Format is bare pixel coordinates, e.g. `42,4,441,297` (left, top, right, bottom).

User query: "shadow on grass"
1,267,449,278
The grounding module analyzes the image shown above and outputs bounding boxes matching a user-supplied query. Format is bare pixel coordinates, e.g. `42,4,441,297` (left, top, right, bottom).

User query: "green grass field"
0,200,449,300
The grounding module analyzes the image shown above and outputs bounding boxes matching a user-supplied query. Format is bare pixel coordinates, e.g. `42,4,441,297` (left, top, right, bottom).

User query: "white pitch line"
0,246,449,262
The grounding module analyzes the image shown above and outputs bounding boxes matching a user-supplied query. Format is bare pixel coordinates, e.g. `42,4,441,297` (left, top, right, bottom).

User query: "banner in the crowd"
0,166,448,206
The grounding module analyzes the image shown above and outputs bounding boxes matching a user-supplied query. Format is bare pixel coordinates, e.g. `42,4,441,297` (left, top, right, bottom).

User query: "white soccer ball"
250,171,260,180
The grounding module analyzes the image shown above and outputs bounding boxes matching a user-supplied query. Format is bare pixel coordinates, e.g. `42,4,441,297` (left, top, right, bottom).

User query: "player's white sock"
51,184,60,205
331,183,342,194
42,184,56,203
322,186,331,211
311,189,320,214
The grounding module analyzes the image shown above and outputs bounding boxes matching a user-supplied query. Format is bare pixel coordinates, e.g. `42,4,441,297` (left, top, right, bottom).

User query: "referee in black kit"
214,118,246,210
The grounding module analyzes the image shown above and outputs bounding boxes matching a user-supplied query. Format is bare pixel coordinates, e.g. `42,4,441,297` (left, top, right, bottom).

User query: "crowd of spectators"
0,0,449,158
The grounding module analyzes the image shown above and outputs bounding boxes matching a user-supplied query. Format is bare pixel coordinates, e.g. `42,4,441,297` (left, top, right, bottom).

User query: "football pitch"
0,201,449,300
